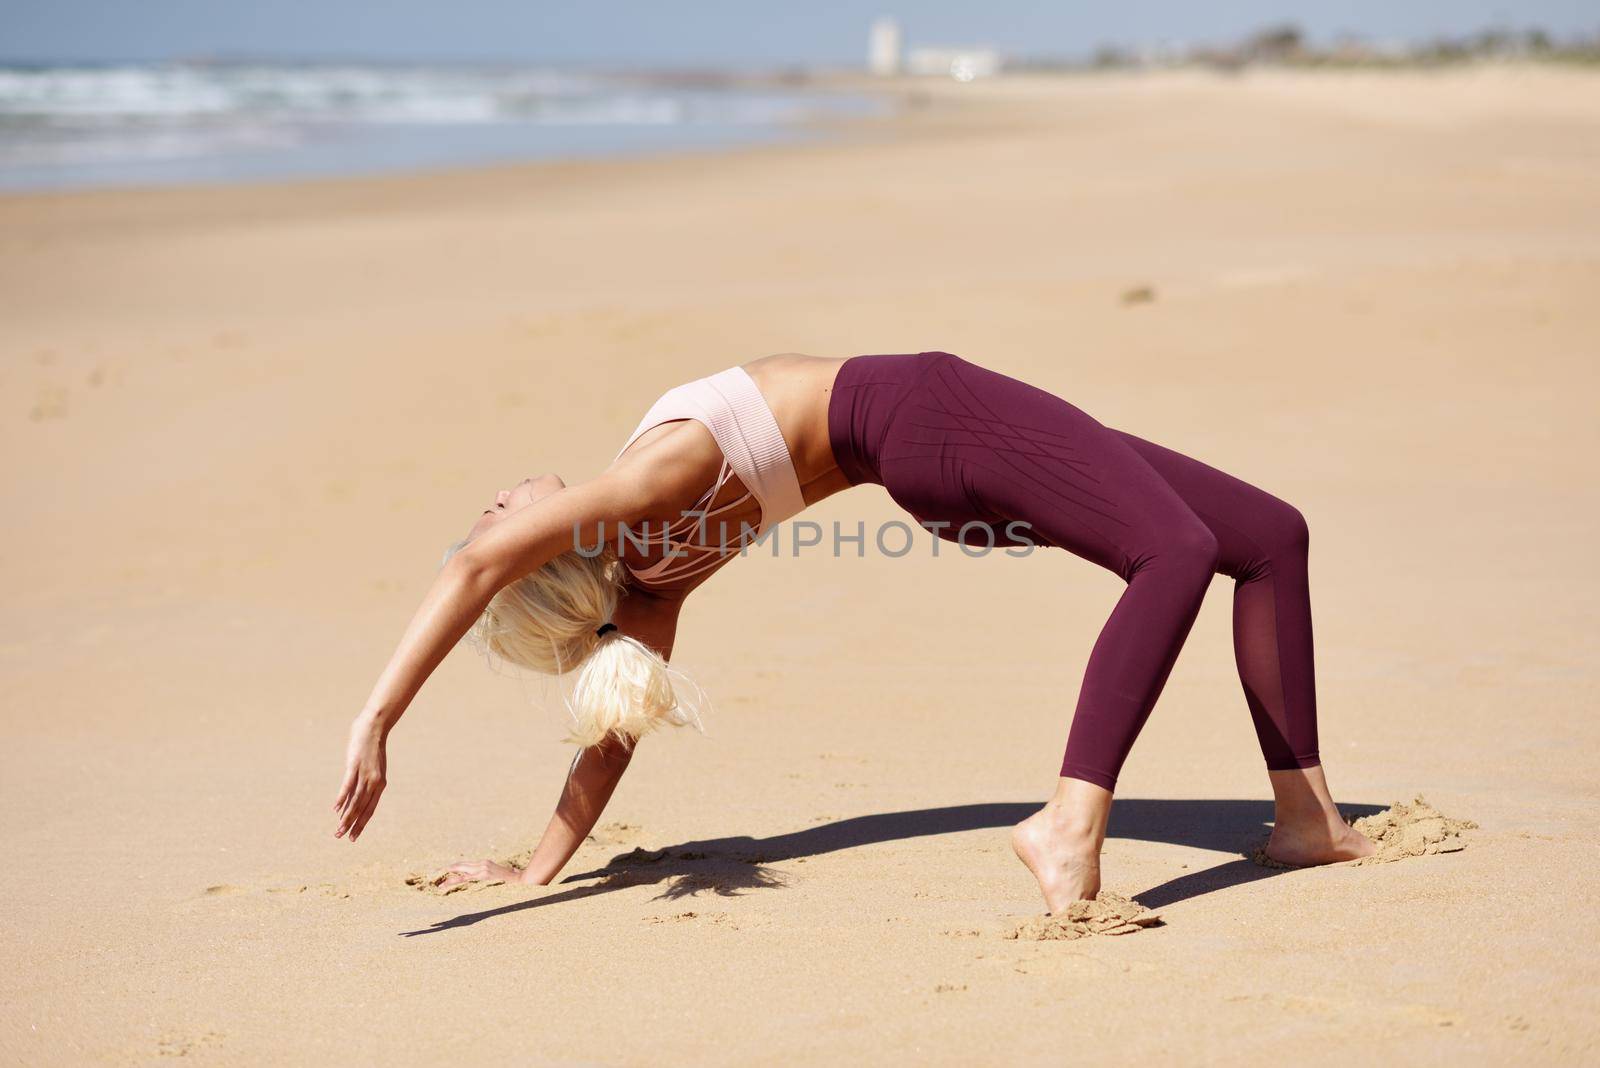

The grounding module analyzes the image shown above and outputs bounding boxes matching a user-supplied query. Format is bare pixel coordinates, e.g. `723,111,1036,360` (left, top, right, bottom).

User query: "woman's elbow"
444,543,504,599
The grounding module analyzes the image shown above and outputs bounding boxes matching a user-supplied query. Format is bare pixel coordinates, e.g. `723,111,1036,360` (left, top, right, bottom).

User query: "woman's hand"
438,858,527,888
333,715,388,841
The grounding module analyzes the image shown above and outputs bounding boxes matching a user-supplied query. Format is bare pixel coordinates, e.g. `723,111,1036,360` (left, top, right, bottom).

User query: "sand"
1251,795,1477,869
4,66,1600,1064
1350,796,1478,863
1008,893,1164,940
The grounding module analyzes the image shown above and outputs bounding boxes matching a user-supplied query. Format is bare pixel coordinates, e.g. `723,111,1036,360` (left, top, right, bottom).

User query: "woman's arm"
523,737,637,883
333,466,663,841
438,585,684,887
333,554,497,840
440,738,634,887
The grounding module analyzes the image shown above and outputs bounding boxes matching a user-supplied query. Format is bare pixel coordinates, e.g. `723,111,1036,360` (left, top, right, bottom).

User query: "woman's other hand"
437,858,527,888
333,715,388,841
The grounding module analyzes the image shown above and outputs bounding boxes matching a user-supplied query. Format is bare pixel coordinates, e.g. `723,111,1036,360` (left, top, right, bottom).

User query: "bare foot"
1012,805,1102,913
1264,766,1376,866
1264,814,1376,866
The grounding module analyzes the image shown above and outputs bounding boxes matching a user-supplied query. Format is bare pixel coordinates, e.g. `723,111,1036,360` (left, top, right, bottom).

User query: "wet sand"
2,66,1598,1063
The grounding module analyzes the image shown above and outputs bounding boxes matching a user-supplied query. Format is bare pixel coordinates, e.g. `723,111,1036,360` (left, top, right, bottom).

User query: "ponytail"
567,626,700,748
444,541,702,747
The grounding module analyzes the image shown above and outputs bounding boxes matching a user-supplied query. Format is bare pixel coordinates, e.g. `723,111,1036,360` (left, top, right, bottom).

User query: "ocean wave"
0,62,880,183
0,63,832,125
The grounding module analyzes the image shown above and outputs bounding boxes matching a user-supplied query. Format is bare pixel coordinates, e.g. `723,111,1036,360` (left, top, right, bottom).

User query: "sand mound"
1350,796,1477,864
1251,795,1477,868
1006,892,1163,941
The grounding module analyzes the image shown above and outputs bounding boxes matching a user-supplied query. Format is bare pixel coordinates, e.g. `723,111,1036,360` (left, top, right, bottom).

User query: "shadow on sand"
398,798,1385,937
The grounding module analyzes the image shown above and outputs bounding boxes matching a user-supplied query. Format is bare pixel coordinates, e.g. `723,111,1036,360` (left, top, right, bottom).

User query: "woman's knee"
1129,517,1219,582
1257,499,1310,559
1170,522,1222,576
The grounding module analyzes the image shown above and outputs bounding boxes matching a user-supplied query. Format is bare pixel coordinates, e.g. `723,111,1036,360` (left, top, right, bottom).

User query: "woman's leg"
1110,430,1373,865
1004,434,1223,907
1109,430,1320,770
881,356,1367,908
920,385,1223,795
893,359,1226,906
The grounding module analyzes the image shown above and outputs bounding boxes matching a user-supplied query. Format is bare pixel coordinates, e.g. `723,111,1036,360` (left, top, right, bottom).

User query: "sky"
3,0,1596,66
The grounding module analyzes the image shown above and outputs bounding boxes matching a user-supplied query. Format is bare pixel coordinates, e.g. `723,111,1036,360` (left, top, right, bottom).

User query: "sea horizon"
0,58,888,192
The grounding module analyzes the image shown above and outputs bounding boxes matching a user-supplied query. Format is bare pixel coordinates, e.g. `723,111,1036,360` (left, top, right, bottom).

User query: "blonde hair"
443,541,701,748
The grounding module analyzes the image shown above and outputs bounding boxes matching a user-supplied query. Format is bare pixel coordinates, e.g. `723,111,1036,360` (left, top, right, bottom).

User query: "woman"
333,351,1373,912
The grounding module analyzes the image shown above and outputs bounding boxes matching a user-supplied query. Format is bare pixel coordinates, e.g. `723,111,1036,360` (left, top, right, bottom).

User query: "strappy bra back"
614,365,806,588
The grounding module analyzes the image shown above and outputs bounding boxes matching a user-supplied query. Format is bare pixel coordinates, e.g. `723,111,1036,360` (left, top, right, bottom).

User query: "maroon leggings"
828,352,1322,791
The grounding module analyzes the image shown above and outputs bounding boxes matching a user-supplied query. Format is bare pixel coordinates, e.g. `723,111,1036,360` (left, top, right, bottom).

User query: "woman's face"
465,473,564,542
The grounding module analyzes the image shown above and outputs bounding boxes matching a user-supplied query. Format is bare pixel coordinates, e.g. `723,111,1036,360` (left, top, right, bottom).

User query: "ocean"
0,61,886,191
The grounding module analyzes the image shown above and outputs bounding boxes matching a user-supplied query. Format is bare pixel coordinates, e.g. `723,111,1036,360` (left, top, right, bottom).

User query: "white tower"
869,17,903,76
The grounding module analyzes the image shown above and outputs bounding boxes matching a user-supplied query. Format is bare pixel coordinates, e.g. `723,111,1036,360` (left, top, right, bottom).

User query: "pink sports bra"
614,365,807,588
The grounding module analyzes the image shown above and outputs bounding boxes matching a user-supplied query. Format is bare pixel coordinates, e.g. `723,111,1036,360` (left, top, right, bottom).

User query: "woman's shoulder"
608,422,725,502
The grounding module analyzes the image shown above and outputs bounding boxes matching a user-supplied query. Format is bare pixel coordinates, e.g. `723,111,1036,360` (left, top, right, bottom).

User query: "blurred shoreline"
6,51,1600,194
0,61,893,192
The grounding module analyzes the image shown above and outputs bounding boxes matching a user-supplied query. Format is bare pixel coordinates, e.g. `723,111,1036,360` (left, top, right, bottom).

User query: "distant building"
869,17,903,76
905,46,1002,81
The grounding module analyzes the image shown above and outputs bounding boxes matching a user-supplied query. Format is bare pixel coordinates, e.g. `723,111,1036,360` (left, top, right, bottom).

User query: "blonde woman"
334,351,1373,912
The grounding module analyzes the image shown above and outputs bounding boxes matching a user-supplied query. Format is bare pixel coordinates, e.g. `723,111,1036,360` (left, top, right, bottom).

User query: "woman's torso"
611,353,854,596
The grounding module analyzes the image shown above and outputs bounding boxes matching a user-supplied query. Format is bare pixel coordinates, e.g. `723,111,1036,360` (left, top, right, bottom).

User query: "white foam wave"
0,62,884,186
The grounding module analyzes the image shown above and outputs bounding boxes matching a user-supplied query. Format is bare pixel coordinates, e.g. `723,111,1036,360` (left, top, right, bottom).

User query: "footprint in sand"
29,384,69,421
207,883,354,899
157,1030,225,1057
1251,795,1476,869
264,883,350,898
644,910,736,927
1006,892,1163,941
591,821,644,846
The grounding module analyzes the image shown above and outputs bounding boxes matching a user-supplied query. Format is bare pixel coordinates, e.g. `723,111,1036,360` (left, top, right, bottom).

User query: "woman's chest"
617,469,765,593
